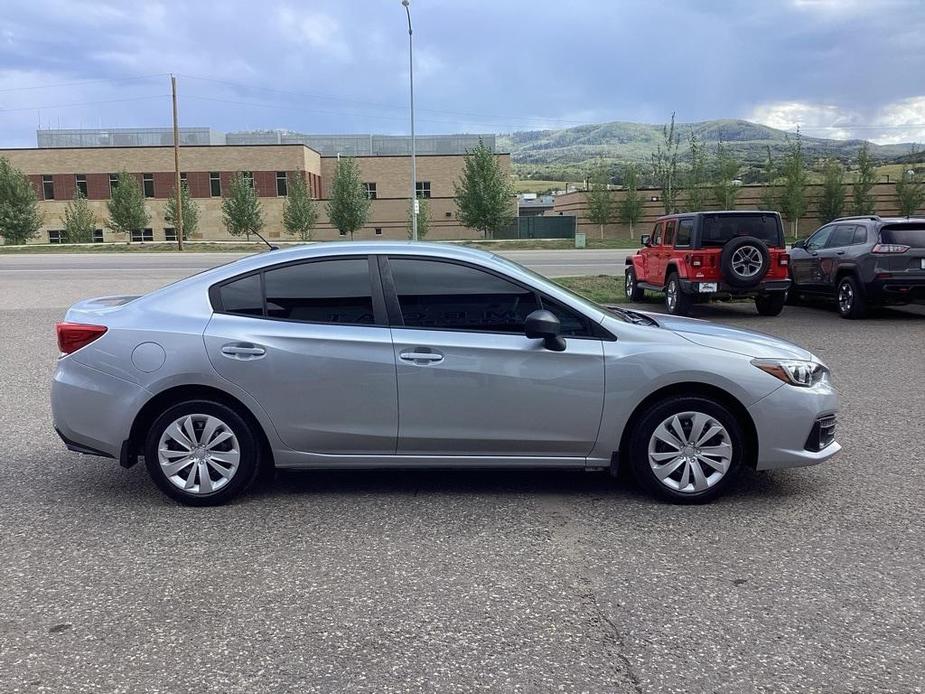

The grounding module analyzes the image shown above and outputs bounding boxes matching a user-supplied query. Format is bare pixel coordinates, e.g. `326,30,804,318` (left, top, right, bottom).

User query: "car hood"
638,311,816,360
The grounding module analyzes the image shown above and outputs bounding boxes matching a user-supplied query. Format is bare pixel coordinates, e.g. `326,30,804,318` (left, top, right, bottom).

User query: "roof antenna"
251,229,278,251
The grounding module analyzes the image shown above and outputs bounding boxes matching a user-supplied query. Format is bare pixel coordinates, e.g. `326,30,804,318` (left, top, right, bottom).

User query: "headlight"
751,358,828,387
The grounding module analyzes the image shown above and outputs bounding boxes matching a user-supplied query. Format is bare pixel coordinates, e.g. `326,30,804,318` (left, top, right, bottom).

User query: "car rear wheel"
144,400,260,506
755,292,786,316
836,275,867,319
664,273,692,316
625,268,645,301
629,396,743,503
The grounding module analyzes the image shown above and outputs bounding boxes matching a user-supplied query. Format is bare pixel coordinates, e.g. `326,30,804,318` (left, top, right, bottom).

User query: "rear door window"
263,258,375,324
663,221,675,246
826,225,857,248
675,219,693,247
701,214,782,247
880,224,925,246
389,258,539,333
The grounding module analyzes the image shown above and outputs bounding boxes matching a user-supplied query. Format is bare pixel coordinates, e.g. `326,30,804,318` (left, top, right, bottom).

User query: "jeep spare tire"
720,236,770,288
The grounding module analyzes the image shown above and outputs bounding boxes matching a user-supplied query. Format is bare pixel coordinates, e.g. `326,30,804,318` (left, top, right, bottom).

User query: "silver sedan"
51,243,840,505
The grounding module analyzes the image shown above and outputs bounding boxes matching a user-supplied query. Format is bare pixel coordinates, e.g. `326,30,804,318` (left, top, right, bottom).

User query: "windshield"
701,214,783,247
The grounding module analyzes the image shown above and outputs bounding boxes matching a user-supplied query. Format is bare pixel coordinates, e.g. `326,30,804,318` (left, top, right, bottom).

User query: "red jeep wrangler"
624,211,791,316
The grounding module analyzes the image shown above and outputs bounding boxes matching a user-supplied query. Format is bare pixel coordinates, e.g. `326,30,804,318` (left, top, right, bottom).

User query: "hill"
498,118,916,181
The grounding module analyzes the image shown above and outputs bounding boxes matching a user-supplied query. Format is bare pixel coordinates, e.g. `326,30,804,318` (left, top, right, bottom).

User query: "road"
0,254,923,693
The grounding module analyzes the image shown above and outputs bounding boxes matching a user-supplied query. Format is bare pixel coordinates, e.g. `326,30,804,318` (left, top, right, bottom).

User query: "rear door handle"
221,344,266,359
399,350,444,364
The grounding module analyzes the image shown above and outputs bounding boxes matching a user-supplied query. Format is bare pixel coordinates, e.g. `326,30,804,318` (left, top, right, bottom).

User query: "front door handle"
399,350,444,364
221,343,266,360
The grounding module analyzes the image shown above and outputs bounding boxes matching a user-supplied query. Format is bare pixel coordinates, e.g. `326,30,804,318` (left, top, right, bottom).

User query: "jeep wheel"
720,236,770,288
665,273,693,316
755,292,786,316
836,275,867,319
625,268,645,302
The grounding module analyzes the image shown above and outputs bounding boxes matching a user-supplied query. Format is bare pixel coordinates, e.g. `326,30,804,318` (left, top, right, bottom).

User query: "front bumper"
747,377,841,470
51,357,150,460
679,278,791,296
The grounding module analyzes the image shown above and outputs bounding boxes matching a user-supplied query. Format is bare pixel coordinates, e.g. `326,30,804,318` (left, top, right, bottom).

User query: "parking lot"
1,253,923,693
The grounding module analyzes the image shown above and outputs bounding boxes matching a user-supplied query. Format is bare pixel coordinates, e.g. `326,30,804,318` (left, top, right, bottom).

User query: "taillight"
56,322,107,355
872,243,910,254
688,254,705,267
779,253,790,266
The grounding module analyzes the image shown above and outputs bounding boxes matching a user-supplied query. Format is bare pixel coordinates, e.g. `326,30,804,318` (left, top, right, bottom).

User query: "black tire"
629,396,744,504
720,236,770,288
755,292,786,316
785,270,801,305
624,267,645,302
144,399,261,506
664,272,693,316
835,275,867,319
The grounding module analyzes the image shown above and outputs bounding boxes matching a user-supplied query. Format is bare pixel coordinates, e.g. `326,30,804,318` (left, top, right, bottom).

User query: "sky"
1,0,924,148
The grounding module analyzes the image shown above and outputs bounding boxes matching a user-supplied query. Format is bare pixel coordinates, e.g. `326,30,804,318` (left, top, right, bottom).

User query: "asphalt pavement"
0,253,923,693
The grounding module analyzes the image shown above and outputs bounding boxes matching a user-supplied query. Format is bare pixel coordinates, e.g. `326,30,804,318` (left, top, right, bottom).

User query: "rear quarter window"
701,214,783,247
217,274,263,316
880,224,925,247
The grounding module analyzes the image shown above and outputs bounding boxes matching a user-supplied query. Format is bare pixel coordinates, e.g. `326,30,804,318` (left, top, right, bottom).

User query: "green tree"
221,172,264,240
106,170,149,243
850,143,877,216
759,146,779,211
685,129,708,212
817,158,846,224
651,113,681,214
164,181,200,240
779,135,808,239
895,169,925,217
584,160,613,239
326,157,369,240
0,157,43,245
454,138,515,239
711,141,741,210
407,196,430,239
618,163,644,240
62,191,97,243
282,173,318,241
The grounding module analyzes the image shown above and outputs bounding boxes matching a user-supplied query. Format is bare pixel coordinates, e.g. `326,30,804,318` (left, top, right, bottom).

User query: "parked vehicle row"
625,212,925,319
52,243,840,506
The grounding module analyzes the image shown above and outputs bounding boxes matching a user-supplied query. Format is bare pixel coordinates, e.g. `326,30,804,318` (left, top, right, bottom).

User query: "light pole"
402,0,418,241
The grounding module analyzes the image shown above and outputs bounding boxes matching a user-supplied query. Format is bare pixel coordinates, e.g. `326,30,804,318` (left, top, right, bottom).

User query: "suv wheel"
720,236,770,288
144,400,261,506
836,275,867,319
755,292,786,316
625,268,645,301
629,396,743,503
664,273,692,316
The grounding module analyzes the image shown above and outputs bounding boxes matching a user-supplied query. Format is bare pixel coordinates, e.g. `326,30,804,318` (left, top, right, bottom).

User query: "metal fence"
495,215,576,240
37,128,223,148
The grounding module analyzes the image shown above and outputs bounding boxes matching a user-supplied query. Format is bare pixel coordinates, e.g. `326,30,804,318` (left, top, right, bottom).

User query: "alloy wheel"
731,245,764,278
837,280,854,314
157,414,241,495
666,280,678,312
647,411,733,493
626,272,635,296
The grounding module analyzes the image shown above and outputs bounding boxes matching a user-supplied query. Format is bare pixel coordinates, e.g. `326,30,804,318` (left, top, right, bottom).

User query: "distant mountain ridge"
498,118,916,179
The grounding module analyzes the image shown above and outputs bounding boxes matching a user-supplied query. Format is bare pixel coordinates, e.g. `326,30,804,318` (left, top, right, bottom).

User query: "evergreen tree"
326,157,369,240
584,160,613,239
779,134,808,239
651,113,681,214
62,191,97,243
407,196,431,239
283,173,318,241
618,163,644,240
221,172,264,240
895,169,925,217
0,157,43,245
454,138,515,239
818,158,846,224
850,143,877,216
759,146,779,211
686,129,708,212
106,170,149,243
712,141,741,210
164,181,200,240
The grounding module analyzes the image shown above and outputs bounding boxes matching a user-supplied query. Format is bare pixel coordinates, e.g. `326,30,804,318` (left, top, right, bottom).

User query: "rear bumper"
864,277,925,303
679,278,791,295
747,378,841,471
51,357,150,459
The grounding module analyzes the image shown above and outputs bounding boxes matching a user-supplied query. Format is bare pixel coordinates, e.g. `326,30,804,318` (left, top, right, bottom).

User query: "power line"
0,73,169,94
0,95,170,114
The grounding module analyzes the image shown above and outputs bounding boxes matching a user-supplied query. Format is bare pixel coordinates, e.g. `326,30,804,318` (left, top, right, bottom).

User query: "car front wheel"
629,396,744,503
664,273,693,316
144,400,261,506
625,268,645,301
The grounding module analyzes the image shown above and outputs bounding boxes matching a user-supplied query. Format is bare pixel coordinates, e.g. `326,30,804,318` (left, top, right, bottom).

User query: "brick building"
0,134,510,244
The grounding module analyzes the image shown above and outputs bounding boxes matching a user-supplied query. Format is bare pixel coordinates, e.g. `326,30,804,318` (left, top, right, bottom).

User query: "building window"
42,175,55,200
109,173,119,196
164,227,177,242
276,171,288,197
131,228,154,243
75,174,88,197
92,229,104,243
339,229,347,237
180,172,188,184
48,229,64,244
243,171,254,189
143,173,154,198
364,182,377,200
210,172,221,197
375,227,382,235
416,181,431,199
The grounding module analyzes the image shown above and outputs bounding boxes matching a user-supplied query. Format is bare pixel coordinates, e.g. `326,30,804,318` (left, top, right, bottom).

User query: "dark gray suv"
788,216,925,318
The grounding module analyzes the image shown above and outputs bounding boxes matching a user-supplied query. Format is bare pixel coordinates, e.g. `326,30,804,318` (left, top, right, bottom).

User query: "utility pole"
171,74,184,251
402,0,417,241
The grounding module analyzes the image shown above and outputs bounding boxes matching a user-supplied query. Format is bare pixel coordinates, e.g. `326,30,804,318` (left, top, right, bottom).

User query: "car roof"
654,210,781,222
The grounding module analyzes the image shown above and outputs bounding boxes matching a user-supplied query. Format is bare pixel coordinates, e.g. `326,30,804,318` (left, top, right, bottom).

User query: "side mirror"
792,239,806,249
640,234,651,247
524,310,566,352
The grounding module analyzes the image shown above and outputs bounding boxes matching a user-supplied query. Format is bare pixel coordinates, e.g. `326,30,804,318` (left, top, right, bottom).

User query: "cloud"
275,7,350,61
